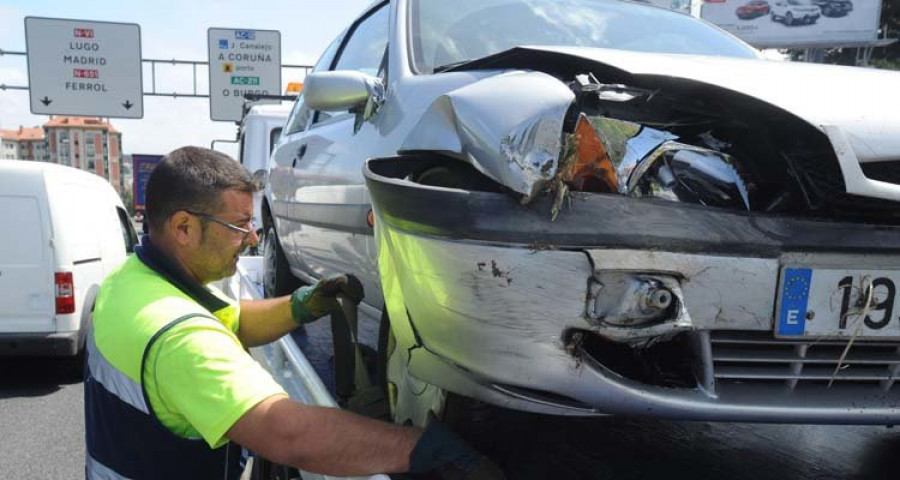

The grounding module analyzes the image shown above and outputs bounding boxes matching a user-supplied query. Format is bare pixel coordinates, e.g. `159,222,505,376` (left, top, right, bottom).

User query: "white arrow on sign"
25,17,144,119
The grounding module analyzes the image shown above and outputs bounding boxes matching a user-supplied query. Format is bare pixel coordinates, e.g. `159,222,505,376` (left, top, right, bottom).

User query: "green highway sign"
230,76,260,85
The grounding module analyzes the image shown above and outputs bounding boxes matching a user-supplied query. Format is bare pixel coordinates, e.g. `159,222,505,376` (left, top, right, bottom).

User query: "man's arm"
227,395,421,476
237,296,296,347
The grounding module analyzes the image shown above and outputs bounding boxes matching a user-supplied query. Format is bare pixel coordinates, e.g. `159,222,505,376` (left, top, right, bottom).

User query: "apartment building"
0,126,49,161
43,117,123,192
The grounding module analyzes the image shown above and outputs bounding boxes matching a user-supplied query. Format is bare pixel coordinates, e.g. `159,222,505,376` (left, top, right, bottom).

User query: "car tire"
262,223,301,298
249,456,296,480
441,392,503,450
786,11,794,24
770,11,777,21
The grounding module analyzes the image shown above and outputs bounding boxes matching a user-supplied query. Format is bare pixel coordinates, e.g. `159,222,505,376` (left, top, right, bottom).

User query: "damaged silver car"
263,0,900,427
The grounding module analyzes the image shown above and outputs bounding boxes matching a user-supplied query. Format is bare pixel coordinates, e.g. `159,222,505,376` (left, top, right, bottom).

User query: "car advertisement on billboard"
698,0,882,48
644,0,693,13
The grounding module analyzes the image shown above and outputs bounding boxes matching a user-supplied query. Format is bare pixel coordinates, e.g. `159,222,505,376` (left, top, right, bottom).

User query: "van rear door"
0,194,54,332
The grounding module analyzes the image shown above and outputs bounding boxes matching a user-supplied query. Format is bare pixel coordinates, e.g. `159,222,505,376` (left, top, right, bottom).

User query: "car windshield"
410,0,759,73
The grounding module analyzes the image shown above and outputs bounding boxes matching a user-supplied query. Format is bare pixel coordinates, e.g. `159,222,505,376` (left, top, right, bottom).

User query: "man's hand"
409,422,506,480
290,274,364,324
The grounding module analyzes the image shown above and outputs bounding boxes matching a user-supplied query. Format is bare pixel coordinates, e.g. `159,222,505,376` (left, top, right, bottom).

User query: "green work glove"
289,274,364,324
409,422,506,480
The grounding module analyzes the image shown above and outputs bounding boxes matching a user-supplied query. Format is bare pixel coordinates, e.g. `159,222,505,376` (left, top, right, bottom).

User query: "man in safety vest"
84,147,503,479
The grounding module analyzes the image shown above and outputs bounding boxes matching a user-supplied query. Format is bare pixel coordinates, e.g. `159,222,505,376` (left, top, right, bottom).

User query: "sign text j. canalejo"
208,28,281,122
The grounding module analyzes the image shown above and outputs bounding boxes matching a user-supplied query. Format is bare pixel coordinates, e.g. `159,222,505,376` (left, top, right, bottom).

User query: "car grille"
791,153,900,223
709,330,900,393
861,161,900,184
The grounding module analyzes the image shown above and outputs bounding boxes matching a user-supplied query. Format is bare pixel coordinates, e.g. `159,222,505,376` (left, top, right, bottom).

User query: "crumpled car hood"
401,46,900,201
483,46,900,163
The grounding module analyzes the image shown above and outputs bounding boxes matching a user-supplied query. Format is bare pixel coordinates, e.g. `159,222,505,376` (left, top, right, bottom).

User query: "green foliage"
872,57,900,69
818,0,900,68
121,189,135,215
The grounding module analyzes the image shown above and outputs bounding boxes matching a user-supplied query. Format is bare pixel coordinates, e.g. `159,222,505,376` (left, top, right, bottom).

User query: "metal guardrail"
0,48,312,97
220,257,390,480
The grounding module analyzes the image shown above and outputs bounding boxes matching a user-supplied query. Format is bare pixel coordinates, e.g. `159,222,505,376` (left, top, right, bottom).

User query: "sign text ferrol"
208,28,281,122
24,17,143,119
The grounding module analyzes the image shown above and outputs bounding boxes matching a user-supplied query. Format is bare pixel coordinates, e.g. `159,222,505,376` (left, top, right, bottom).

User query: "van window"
116,207,138,254
239,134,246,166
0,196,44,265
270,127,282,154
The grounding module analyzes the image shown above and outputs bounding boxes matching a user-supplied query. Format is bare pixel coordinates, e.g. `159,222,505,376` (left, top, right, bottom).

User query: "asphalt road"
0,356,84,479
299,319,900,480
2,343,899,480
467,408,900,480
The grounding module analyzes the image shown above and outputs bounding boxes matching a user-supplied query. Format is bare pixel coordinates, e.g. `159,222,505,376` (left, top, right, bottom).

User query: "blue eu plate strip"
778,268,812,336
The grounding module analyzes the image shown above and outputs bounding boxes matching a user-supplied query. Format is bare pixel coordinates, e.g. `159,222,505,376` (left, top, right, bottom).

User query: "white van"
0,161,137,357
237,103,291,224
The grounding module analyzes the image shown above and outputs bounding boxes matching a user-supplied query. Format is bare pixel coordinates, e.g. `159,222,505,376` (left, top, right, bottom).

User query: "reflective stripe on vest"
85,313,240,480
85,329,148,415
86,454,131,480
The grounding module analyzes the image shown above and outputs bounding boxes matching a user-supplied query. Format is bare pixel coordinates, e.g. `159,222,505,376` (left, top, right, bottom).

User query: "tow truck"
220,256,390,480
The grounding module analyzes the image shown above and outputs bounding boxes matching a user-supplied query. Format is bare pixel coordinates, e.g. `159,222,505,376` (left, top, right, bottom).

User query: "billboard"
698,0,882,48
644,0,693,13
132,154,163,213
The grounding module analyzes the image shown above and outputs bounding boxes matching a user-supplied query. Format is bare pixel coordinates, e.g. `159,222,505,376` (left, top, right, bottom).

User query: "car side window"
312,4,389,126
283,34,344,135
333,5,389,76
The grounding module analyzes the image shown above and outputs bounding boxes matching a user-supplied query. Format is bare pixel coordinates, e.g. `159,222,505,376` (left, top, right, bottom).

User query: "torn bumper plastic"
365,156,900,424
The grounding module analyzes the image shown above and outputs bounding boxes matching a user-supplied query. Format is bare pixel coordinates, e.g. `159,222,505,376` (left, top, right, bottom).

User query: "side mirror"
304,71,385,124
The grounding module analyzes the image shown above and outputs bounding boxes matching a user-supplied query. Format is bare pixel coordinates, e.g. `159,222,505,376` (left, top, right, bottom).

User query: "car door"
276,2,390,307
269,33,344,271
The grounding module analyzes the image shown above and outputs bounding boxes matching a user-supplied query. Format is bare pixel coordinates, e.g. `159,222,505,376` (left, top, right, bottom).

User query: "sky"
0,0,373,158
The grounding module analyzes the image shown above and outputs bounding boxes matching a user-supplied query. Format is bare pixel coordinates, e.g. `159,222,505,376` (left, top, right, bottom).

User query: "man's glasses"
185,210,256,242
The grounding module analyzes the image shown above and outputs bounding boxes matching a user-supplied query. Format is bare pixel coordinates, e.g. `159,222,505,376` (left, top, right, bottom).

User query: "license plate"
775,267,900,339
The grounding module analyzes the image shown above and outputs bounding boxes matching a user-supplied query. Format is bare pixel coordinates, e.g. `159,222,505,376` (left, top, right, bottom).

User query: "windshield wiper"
431,59,474,73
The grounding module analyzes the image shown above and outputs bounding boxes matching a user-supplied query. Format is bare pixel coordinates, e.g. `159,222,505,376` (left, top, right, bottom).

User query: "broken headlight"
556,115,751,212
627,142,751,210
552,77,752,213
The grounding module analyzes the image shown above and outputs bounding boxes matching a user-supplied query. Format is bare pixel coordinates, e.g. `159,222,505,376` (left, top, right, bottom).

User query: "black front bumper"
364,155,900,257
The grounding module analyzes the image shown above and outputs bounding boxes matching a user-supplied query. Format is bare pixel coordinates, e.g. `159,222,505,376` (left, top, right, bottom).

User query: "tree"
121,189,135,215
823,0,900,68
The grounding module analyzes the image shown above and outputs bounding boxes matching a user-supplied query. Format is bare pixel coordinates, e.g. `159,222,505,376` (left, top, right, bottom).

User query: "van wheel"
263,224,301,297
785,11,794,24
65,348,86,380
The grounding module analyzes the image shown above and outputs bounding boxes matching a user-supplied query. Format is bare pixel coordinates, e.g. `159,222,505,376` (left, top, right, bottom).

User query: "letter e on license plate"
776,267,900,340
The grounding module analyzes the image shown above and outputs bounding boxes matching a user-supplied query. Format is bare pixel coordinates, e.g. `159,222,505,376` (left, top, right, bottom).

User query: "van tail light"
55,272,75,314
